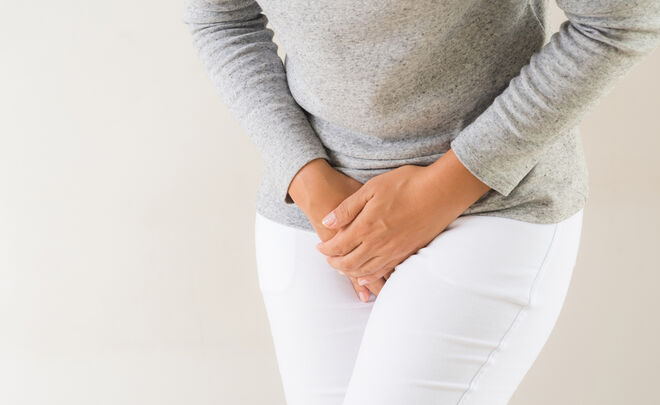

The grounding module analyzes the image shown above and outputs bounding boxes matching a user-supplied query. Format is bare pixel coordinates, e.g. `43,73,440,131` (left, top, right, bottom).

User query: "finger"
345,254,389,280
316,225,363,257
326,241,375,276
321,185,374,229
365,277,386,296
357,258,398,285
348,276,371,303
383,269,395,280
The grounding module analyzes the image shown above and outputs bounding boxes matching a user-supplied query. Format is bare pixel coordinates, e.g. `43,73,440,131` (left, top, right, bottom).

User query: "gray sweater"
183,0,660,232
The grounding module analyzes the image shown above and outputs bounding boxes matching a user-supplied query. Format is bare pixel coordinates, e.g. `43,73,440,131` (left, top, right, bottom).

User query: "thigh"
254,212,374,405
342,209,584,405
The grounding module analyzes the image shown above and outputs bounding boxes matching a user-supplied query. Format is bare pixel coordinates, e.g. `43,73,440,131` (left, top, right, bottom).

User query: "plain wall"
1,2,658,404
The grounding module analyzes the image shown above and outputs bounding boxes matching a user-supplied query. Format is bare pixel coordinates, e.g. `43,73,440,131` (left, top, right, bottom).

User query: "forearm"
449,1,660,197
291,150,491,220
183,0,330,205
287,157,334,209
424,148,492,219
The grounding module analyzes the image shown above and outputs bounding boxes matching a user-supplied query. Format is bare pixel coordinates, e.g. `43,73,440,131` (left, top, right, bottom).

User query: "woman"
184,1,660,404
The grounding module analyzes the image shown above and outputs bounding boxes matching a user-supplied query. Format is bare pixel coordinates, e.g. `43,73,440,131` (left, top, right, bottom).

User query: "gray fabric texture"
183,0,660,232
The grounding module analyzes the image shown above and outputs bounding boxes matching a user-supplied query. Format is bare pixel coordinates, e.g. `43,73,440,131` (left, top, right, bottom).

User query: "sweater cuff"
271,146,330,205
449,124,529,198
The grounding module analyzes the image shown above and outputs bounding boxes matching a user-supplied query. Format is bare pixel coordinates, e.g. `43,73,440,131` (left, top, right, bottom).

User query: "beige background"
1,2,658,404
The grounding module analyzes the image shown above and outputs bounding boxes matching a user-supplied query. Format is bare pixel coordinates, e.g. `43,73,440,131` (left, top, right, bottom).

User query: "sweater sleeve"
183,0,330,204
449,0,660,197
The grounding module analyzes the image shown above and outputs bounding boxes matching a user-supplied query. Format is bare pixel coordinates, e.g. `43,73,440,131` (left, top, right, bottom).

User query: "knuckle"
333,256,350,272
338,244,352,257
356,267,371,278
364,177,378,189
336,204,351,220
356,216,373,230
343,257,359,272
354,223,371,240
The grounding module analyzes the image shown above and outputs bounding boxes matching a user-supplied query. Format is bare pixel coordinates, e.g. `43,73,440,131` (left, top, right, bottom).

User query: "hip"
253,207,585,298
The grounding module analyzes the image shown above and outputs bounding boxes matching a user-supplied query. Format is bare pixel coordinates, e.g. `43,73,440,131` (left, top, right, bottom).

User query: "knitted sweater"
184,0,660,231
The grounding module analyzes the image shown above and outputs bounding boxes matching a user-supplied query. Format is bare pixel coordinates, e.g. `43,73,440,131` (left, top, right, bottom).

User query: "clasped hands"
288,149,491,303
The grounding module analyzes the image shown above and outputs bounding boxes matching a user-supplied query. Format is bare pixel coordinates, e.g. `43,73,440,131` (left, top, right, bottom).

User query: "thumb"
322,187,372,229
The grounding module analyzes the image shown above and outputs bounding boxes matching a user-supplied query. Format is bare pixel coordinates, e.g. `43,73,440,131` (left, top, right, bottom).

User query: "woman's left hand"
315,149,492,286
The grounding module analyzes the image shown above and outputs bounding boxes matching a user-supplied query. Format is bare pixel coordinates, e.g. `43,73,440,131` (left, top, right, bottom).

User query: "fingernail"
359,291,369,302
322,211,336,227
358,278,368,286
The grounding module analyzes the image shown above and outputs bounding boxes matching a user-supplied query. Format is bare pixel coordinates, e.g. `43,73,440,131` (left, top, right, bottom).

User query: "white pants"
254,208,584,405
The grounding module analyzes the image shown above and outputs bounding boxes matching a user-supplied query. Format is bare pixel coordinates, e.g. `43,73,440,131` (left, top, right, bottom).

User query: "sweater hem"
254,189,588,233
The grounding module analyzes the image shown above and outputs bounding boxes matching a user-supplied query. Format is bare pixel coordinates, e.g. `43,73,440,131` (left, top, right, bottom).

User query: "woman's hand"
314,149,492,285
288,158,393,302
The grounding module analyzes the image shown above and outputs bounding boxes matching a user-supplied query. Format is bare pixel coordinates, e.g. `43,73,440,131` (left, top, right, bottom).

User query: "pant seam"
455,221,560,405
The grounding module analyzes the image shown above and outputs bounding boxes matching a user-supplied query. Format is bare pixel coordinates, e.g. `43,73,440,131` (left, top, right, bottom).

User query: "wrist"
287,158,335,209
425,148,491,212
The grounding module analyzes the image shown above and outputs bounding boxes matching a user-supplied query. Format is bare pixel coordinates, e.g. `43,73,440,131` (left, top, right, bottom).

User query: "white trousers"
254,208,584,405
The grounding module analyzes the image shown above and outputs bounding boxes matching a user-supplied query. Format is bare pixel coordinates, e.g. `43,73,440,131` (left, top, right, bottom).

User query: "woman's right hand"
287,158,393,302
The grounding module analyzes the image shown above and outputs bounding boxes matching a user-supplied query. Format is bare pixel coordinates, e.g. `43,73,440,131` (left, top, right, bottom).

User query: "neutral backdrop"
1,2,658,404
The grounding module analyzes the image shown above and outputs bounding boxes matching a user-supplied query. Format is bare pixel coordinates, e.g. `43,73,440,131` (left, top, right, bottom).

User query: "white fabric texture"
254,208,584,405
